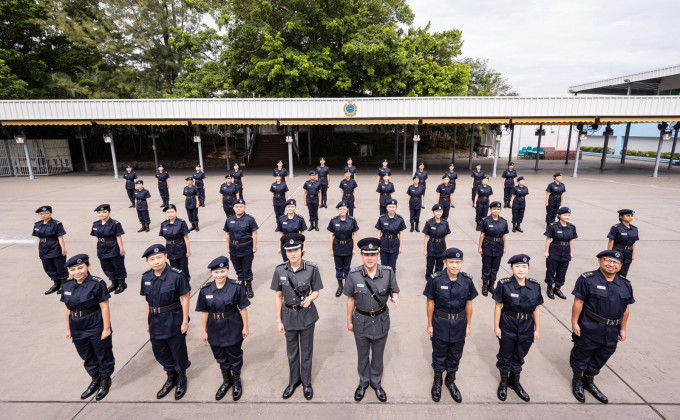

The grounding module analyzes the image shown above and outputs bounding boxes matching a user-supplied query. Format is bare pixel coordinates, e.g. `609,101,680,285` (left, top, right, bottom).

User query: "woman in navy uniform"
328,201,359,297
270,174,289,219
224,199,258,299
473,176,493,231
444,163,458,207
436,175,455,220
192,164,207,207
303,170,322,231
339,169,358,216
493,254,543,402
415,162,428,207
123,165,137,207
156,164,170,208
134,180,151,232
140,244,191,400
376,173,395,216
183,177,200,232
273,160,289,184
510,176,528,233
424,248,478,403
544,207,578,300
470,163,485,204
159,204,191,279
61,254,115,401
501,162,517,208
196,256,250,401
375,199,407,272
91,204,127,294
545,172,566,227
478,202,508,296
344,157,357,180
376,159,392,184
423,204,451,281
232,162,245,199
406,175,425,232
219,173,240,218
33,205,68,295
569,250,634,404
316,157,331,208
606,209,639,278
276,199,308,262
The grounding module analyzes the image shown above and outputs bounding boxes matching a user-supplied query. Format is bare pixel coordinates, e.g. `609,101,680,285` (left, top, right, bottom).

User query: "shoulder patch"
460,272,473,279
614,223,621,227
348,215,355,219
380,265,393,271
62,278,74,284
499,277,511,284
171,267,183,274
528,278,540,284
200,280,214,289
91,276,104,282
618,274,630,283
53,219,61,224
350,266,363,273
231,278,243,285
304,261,318,268
430,272,437,279
581,271,595,278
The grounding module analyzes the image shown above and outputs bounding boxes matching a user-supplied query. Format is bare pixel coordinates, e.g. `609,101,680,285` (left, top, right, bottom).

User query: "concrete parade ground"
0,155,678,420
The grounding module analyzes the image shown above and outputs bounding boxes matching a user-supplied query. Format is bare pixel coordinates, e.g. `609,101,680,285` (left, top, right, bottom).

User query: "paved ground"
0,155,678,419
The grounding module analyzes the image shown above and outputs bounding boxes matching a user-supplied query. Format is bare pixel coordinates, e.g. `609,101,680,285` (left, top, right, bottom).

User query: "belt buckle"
40,238,46,243
74,310,81,317
218,313,224,319
99,238,105,242
369,310,376,317
607,319,616,326
152,307,160,314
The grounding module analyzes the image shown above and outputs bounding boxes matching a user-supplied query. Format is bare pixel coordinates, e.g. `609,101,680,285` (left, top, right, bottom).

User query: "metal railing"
4,139,72,176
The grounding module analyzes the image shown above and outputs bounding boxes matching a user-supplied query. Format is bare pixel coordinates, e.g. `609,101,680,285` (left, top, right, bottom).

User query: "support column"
600,122,612,170
109,137,119,179
395,126,399,164
620,122,631,164
452,127,457,164
468,127,475,170
492,139,500,178
149,128,159,170
564,123,573,164
287,128,295,179
307,127,312,165
652,123,667,178
245,126,250,159
22,141,35,179
573,137,582,178
412,125,419,176
76,128,88,172
402,125,407,171
508,124,514,164
224,127,231,170
669,123,679,170
534,124,544,170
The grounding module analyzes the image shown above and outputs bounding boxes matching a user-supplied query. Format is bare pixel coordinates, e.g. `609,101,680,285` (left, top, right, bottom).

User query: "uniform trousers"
285,325,315,386
210,342,243,372
169,257,190,279
197,187,205,204
333,255,352,282
545,258,569,287
441,203,451,220
159,187,169,202
343,197,355,217
504,186,513,204
425,256,444,280
512,205,525,224
496,333,533,373
409,206,421,223
186,208,198,224
431,336,465,373
570,333,618,374
354,332,388,388
73,334,115,378
274,205,285,220
379,251,398,272
137,210,150,225
150,333,191,372
546,204,560,224
475,202,489,228
320,184,328,203
379,205,387,216
231,253,254,283
613,248,634,278
126,188,135,205
223,204,234,218
99,255,127,281
307,201,319,222
481,254,502,282
41,255,68,281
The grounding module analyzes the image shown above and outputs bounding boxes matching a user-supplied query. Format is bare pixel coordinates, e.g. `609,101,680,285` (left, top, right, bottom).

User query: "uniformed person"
271,233,323,400
545,172,566,227
276,199,308,262
232,162,245,199
183,177,200,232
344,157,358,180
424,248,478,403
344,238,400,403
444,163,458,207
134,180,151,232
270,174,289,219
606,209,639,278
303,170,321,231
192,164,207,207
376,173,395,216
510,176,528,232
406,175,425,231
423,204,451,281
415,162,428,208
436,175,455,220
316,157,331,208
33,205,68,295
501,162,517,208
544,207,578,300
376,159,392,184
470,163,486,204
478,202,508,296
224,199,258,298
473,176,493,231
493,254,543,402
139,244,191,400
61,254,115,401
219,173,240,218
196,256,250,401
339,169,358,217
273,160,289,184
123,165,138,207
570,250,634,404
375,199,407,272
159,204,191,279
156,164,170,208
328,201,359,297
90,204,127,294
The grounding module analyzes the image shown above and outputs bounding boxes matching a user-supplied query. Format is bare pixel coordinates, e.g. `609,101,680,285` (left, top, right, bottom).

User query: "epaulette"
551,221,559,225
350,266,363,273
276,262,287,268
460,272,473,279
396,213,404,219
176,218,185,222
62,278,74,283
200,280,214,289
171,267,183,274
53,219,62,224
380,265,393,271
528,278,540,284
614,223,621,227
34,220,41,224
499,277,511,284
618,274,630,283
304,260,318,268
581,271,595,278
142,268,152,275
91,276,104,282
231,278,243,285
348,215,355,219
499,216,506,220
430,272,438,279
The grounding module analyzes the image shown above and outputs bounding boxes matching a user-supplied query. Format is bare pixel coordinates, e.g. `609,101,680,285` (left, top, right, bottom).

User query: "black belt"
380,193,391,196
166,239,184,245
210,307,238,319
307,194,318,198
224,196,235,200
434,308,465,321
553,241,570,246
484,236,504,243
355,306,387,317
150,302,181,314
274,194,283,197
334,239,351,245
70,307,101,318
343,193,353,197
284,302,306,311
39,237,58,243
614,243,633,251
382,234,397,239
439,199,450,203
584,308,622,326
550,194,561,197
230,238,252,245
97,237,116,243
429,238,444,243
502,308,533,320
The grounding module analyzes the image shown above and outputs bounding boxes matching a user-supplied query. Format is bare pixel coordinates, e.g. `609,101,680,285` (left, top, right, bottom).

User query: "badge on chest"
510,293,519,298
597,285,606,290
440,285,448,290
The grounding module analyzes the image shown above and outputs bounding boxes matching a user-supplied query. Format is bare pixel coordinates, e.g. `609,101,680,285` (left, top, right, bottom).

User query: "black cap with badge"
596,249,624,262
357,237,381,254
442,248,464,260
281,233,305,250
142,244,166,258
65,254,89,268
94,204,111,212
208,256,230,270
508,254,531,265
163,204,177,212
35,205,52,213
285,198,297,206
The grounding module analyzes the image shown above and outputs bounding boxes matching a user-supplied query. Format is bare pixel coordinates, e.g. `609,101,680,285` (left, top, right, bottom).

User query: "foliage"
463,58,517,96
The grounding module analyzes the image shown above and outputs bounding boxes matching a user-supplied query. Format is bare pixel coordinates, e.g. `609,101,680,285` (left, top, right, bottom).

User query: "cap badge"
154,247,159,253
456,253,460,258
522,257,527,262
368,243,374,249
76,258,82,264
290,239,294,244
615,252,621,258
42,207,46,211
219,263,224,267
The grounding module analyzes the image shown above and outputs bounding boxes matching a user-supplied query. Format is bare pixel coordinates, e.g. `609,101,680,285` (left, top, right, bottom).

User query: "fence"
1,139,73,176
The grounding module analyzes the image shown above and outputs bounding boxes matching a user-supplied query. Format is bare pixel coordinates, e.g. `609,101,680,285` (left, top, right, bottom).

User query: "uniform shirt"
376,181,395,206
156,171,170,188
343,265,400,339
607,223,639,251
474,185,493,202
339,179,358,198
159,219,190,260
545,221,578,261
546,182,566,205
90,219,124,259
270,260,324,331
183,186,198,209
423,218,451,257
223,214,259,257
423,271,478,342
192,171,206,188
270,182,289,205
501,169,517,187
436,183,455,203
273,167,289,181
377,167,392,179
327,216,359,256
140,264,191,340
195,278,251,347
303,180,322,200
406,184,425,207
123,171,138,189
219,183,240,205
316,165,330,185
471,170,486,184
343,165,357,179
415,169,428,184
512,186,529,207
493,276,544,340
444,171,458,189
481,216,509,256
134,188,151,210
277,214,308,235
61,274,110,340
232,170,244,186
375,214,407,253
572,269,634,345
32,218,66,258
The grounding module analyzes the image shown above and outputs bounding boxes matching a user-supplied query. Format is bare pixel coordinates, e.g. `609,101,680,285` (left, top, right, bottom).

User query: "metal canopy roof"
568,64,680,95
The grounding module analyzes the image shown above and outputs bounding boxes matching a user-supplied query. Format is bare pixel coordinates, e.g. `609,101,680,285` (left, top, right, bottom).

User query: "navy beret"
336,201,348,208
357,237,381,253
308,170,317,175
163,204,177,212
285,198,297,206
448,162,455,167
475,162,482,167
557,207,571,215
442,248,464,260
125,164,132,169
94,204,110,212
224,173,233,178
508,254,530,265
489,201,502,208
233,199,245,205
508,162,515,165
277,160,283,164
412,174,419,179
344,169,351,174
233,162,240,167
195,164,201,168
617,209,634,215
135,180,143,184
281,233,305,250
274,173,282,178
35,205,52,213
185,176,193,181
65,254,89,268
419,162,424,166
347,157,353,161
432,203,443,211
483,176,490,180
517,176,525,181
596,249,624,262
386,199,397,206
319,157,326,161
208,256,230,270
442,175,450,179
382,159,388,163
158,164,164,168
142,244,166,258
553,172,562,177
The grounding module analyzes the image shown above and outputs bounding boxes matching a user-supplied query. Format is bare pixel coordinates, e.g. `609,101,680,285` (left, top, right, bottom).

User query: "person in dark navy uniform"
569,250,634,404
375,199,407,272
376,173,395,216
192,164,207,207
473,176,493,231
274,160,289,184
160,204,192,280
196,256,251,401
444,163,458,207
344,237,400,403
134,180,151,232
328,201,359,297
470,163,485,204
545,172,566,227
316,157,331,208
607,209,639,278
270,174,289,219
272,233,323,401
406,175,425,232
276,199,308,262
493,254,543,403
140,244,191,400
376,159,392,184
436,175,455,220
344,157,358,180
501,162,517,208
33,205,68,295
183,177,200,232
415,162,428,208
424,248,478,403
422,204,451,281
61,254,115,401
510,176,528,232
303,170,321,231
478,202,508,296
91,204,127,294
123,165,138,208
156,164,170,208
544,207,578,300
219,173,240,218
232,162,245,200
339,169,358,217
224,199,258,299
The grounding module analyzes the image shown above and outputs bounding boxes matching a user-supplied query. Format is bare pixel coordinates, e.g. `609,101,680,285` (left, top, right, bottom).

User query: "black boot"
81,374,100,399
583,372,608,403
431,372,442,402
512,223,517,232
516,223,523,233
144,224,150,232
129,203,135,208
45,280,61,295
189,223,196,232
410,222,414,232
96,377,111,401
232,370,242,401
157,371,177,399
195,223,200,232
572,371,585,402
314,221,319,231
160,202,166,208
245,281,254,299
547,283,555,299
335,281,343,298
445,372,462,403
497,371,508,401
553,286,566,299
138,224,145,232
114,280,127,295
508,372,530,402
107,280,118,293
175,369,188,400
215,369,233,401
487,280,495,295
415,223,420,232
482,280,489,297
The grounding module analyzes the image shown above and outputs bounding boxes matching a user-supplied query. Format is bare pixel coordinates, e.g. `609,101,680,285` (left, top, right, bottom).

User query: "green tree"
0,59,30,99
464,58,518,96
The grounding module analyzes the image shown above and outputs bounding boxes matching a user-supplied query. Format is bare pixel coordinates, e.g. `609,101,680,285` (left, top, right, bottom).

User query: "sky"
408,0,679,96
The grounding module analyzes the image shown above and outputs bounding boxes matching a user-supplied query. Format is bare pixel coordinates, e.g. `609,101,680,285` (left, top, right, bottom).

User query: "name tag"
92,228,98,231
163,228,168,231
597,285,606,290
64,291,72,296
282,222,287,225
488,225,493,228
621,233,627,235
230,221,235,224
440,285,448,290
384,223,389,225
557,231,562,234
280,276,287,281
34,228,39,231
357,284,364,288
510,293,519,298
335,224,340,227
206,295,213,299
145,281,151,285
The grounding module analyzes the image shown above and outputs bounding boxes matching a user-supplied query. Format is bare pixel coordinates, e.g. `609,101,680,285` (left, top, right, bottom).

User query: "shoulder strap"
286,272,308,301
363,278,387,308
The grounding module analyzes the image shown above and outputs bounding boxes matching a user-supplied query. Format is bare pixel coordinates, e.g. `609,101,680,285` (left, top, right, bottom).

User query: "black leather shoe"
497,372,508,401
216,369,232,401
314,222,319,231
481,281,489,297
415,223,420,232
232,371,242,401
282,381,301,399
144,224,150,232
554,287,566,300
138,225,145,232
157,371,177,399
410,223,414,232
129,204,135,208
200,202,205,207
431,372,442,402
189,224,196,232
96,377,111,401
508,372,530,402
45,281,61,295
516,224,523,233
584,372,608,403
445,372,462,403
107,280,118,293
303,385,313,400
487,281,495,295
114,281,127,295
174,370,188,400
572,371,586,402
354,385,366,401
547,284,555,299
195,223,200,232
245,282,254,299
81,374,100,399
335,281,343,298
374,386,387,402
